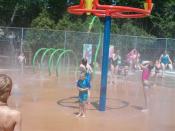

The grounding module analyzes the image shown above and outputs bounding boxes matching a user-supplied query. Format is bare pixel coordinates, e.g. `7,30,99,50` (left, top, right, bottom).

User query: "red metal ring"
67,0,152,18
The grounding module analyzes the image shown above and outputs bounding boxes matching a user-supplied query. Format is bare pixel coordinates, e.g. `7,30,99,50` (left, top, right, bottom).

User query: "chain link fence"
0,27,175,69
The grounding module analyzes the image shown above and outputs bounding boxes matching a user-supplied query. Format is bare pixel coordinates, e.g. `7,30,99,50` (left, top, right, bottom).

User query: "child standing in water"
18,52,26,74
155,60,161,75
141,61,154,88
140,61,154,110
154,59,162,85
159,50,173,77
76,58,93,117
110,49,122,84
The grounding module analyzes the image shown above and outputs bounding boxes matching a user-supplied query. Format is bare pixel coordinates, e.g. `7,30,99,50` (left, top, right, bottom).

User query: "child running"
76,58,93,117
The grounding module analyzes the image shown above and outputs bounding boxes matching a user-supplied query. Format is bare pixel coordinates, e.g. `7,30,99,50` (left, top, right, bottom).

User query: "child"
108,45,114,70
110,49,121,84
18,52,26,64
127,48,140,71
18,52,26,74
152,59,162,87
76,58,93,117
154,59,162,77
111,49,122,75
82,58,93,104
140,61,154,110
159,50,173,77
0,74,21,131
141,61,154,88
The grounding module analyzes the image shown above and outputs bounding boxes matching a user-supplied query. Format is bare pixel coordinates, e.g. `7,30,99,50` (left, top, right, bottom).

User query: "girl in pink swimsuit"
140,61,154,111
141,61,154,88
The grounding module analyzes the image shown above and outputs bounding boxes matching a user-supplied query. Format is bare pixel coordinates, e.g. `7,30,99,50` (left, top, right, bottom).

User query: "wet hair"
148,62,154,70
81,58,87,66
0,74,12,103
148,65,154,70
163,50,167,54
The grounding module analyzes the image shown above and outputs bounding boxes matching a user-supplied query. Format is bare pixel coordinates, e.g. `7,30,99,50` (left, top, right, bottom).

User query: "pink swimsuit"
142,68,151,80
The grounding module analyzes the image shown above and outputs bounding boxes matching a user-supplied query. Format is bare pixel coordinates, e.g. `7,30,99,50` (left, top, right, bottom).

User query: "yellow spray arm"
144,2,153,10
85,0,94,15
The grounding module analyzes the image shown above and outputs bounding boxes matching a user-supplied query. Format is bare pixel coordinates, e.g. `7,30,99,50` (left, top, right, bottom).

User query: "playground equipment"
68,0,152,18
32,48,78,77
68,0,153,111
87,16,102,73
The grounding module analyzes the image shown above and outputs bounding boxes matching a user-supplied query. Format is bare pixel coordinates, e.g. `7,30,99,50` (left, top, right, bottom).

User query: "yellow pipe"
144,2,153,10
85,0,94,15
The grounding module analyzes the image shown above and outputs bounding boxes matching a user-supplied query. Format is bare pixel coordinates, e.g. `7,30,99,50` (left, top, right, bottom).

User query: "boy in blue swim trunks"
76,58,92,117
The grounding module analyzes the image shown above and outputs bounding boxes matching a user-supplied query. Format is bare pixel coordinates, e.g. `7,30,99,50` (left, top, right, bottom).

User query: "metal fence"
0,27,175,69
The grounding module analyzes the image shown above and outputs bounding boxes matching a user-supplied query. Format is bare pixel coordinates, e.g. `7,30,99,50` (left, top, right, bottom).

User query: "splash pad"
32,48,79,88
32,48,78,76
68,0,153,111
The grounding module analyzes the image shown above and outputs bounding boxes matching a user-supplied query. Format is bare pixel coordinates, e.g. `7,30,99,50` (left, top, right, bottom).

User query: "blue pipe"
99,16,111,111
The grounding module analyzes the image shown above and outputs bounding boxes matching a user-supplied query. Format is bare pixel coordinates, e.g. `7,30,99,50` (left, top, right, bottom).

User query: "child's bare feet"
76,113,82,117
141,108,149,112
87,100,90,105
81,114,86,117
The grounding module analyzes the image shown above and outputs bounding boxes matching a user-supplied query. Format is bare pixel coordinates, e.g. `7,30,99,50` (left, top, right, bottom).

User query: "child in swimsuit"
159,50,173,77
139,62,154,111
110,49,121,84
140,61,154,88
76,58,93,117
155,59,162,76
153,59,162,86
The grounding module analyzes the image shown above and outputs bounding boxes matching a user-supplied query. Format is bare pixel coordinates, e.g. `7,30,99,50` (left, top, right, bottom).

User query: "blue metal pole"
99,16,111,111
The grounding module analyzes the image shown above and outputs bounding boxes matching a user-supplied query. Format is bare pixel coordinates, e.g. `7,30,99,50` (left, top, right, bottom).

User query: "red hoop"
68,0,153,18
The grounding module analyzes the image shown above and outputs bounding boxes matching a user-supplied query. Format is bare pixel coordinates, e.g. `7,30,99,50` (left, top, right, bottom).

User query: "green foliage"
31,9,55,29
0,0,44,26
55,14,84,31
0,0,17,25
120,22,152,37
150,1,175,37
25,28,65,53
0,0,175,38
55,14,103,32
111,20,120,34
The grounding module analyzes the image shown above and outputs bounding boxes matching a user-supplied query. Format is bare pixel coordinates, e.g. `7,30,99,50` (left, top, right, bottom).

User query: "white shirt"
18,55,26,63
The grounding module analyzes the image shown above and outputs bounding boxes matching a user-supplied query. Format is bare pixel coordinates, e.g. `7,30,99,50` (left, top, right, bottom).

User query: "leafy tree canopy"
0,0,174,38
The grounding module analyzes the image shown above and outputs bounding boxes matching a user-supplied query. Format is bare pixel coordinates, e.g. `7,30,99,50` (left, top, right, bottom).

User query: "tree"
150,0,175,37
1,0,175,38
31,9,55,29
55,14,84,31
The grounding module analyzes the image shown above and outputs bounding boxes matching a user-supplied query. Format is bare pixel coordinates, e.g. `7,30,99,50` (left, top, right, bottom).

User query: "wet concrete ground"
1,69,175,131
